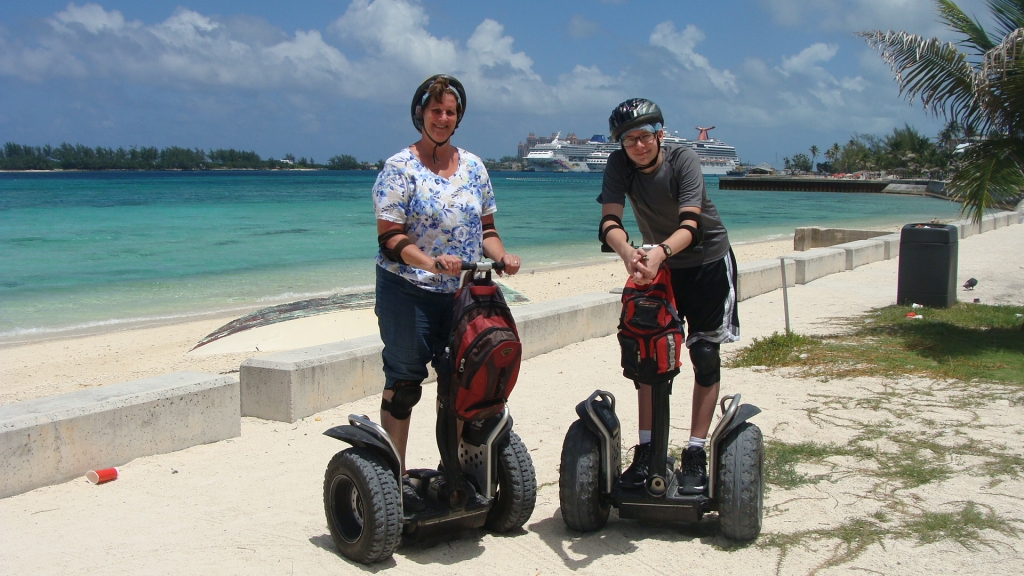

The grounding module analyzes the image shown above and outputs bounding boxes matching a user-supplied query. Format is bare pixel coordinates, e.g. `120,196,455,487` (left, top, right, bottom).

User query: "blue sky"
0,0,993,166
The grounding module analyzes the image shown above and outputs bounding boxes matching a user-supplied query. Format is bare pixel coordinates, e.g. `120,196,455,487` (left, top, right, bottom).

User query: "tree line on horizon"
781,123,968,179
0,142,380,171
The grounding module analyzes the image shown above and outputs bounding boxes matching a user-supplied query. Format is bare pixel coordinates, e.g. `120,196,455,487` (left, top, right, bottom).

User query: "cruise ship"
523,133,618,172
523,127,739,175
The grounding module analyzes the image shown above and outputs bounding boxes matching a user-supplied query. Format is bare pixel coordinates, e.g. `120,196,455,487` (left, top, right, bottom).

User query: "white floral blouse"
372,147,497,293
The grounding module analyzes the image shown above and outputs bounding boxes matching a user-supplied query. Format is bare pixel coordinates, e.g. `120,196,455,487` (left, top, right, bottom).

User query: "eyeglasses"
621,133,657,147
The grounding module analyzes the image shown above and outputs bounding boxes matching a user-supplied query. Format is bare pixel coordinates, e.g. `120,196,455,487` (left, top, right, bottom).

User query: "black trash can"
897,223,958,308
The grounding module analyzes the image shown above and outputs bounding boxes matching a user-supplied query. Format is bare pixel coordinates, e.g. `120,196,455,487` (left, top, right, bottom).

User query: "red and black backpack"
445,273,522,421
618,265,684,384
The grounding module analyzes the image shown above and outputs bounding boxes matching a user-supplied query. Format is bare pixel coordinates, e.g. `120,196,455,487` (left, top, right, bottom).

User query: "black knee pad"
689,341,720,388
381,379,423,420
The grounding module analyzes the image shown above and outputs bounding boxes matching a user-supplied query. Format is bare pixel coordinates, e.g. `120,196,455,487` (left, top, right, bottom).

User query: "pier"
718,175,948,196
718,176,1024,210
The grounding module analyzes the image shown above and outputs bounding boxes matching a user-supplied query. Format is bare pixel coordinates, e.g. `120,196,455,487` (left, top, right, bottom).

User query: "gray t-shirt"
597,143,730,269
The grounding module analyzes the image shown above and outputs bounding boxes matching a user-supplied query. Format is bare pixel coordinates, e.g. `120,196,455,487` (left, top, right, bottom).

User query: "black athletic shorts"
669,248,740,347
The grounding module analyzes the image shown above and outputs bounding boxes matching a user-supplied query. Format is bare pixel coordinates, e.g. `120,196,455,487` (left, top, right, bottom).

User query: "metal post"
779,257,791,334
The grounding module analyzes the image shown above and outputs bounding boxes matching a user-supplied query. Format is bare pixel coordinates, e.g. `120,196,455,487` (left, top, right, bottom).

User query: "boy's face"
622,128,661,166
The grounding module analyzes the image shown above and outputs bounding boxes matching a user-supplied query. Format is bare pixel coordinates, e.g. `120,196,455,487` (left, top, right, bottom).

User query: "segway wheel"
485,430,537,532
716,422,764,541
323,448,402,564
558,420,610,532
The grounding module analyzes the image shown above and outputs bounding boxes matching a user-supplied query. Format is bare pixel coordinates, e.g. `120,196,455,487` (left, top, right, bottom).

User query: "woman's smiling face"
421,92,459,143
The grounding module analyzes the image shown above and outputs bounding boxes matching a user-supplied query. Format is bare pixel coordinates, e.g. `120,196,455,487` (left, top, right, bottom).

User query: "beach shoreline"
0,237,795,405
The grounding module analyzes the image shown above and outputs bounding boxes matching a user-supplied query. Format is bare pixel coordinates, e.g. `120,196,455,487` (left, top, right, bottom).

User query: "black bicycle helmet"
608,98,664,143
410,74,467,133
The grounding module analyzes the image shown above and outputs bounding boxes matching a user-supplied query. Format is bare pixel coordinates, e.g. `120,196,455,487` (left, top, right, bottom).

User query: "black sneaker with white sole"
402,476,426,513
620,442,652,489
679,446,707,495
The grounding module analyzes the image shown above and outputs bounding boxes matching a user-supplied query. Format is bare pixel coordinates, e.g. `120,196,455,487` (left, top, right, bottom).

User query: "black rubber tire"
558,419,610,532
716,422,764,541
323,448,402,564
485,430,537,532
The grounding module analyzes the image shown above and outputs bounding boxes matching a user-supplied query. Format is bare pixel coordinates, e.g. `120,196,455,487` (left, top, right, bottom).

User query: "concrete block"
736,258,795,301
240,292,620,423
834,239,886,270
959,219,979,238
240,336,385,423
780,248,846,284
980,214,997,233
793,227,889,251
512,292,620,360
0,372,239,499
877,233,901,260
994,212,1010,228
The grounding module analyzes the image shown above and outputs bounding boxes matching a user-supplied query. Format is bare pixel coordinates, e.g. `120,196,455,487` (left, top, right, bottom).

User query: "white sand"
2,227,1023,574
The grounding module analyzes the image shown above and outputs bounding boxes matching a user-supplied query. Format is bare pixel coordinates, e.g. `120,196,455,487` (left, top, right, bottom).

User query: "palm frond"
987,0,1024,38
939,0,996,53
947,137,1024,222
978,28,1024,133
858,30,984,127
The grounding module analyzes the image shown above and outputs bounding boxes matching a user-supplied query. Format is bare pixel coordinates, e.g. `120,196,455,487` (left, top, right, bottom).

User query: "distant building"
517,132,588,157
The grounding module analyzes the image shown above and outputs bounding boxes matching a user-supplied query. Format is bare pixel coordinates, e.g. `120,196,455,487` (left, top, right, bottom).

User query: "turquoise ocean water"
0,170,964,342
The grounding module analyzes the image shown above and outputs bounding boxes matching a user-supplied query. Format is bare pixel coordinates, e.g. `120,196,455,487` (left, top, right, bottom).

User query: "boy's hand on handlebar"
499,253,521,276
432,255,462,275
623,247,652,285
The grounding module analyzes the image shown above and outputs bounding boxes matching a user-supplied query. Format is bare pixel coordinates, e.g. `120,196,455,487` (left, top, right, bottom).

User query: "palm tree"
809,145,820,173
859,0,1024,222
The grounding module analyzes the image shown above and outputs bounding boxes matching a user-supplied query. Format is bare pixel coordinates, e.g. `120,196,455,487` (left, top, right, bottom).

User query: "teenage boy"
596,98,739,494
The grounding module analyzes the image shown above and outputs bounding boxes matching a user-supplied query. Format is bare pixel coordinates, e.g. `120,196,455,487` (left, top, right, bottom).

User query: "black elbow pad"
678,212,703,251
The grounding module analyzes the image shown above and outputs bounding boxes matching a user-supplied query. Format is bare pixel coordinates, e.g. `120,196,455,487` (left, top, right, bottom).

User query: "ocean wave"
0,305,260,341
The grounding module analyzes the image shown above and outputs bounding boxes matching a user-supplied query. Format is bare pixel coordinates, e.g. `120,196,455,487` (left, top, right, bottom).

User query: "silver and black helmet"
608,98,664,143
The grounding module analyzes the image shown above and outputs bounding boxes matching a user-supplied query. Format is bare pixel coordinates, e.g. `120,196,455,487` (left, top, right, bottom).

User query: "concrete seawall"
1,372,239,499
2,210,1019,497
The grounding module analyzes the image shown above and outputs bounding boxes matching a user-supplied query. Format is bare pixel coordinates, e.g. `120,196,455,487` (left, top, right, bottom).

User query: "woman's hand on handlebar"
498,253,521,276
432,255,463,275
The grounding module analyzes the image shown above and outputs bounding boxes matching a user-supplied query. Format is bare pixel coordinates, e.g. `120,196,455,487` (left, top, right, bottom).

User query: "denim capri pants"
375,266,456,390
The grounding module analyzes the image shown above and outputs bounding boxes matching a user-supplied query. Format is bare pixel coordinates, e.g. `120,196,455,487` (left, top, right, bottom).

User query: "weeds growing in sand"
731,303,1024,573
728,303,1024,384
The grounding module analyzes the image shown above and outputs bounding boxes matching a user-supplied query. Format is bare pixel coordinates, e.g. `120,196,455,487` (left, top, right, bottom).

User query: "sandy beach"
1,238,805,406
2,223,1023,575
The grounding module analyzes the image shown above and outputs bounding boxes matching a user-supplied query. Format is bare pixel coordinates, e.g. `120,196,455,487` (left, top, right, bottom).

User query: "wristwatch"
659,243,673,257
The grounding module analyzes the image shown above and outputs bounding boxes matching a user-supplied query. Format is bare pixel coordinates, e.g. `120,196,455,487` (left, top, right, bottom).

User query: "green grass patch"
729,331,819,368
764,440,851,489
759,503,1020,574
727,303,1024,384
899,502,1020,549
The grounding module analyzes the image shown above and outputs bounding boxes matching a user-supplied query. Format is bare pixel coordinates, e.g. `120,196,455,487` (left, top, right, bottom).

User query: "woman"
372,74,520,511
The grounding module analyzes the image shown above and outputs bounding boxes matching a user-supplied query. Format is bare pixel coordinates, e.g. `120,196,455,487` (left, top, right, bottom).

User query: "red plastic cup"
86,467,118,485
905,312,917,318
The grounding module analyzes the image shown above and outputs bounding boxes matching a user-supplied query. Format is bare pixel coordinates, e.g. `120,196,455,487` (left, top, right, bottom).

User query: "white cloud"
648,21,738,95
778,43,838,77
567,15,601,39
52,2,133,34
0,1,597,112
771,43,864,106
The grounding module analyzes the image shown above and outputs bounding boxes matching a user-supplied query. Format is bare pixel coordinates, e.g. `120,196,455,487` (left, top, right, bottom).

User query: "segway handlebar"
462,260,505,272
435,260,506,272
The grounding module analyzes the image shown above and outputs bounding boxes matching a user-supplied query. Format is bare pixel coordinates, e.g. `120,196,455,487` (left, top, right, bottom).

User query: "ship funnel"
695,126,715,141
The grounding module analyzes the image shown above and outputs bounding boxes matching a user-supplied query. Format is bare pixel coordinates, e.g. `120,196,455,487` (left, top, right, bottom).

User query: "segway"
322,261,537,564
559,388,763,540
